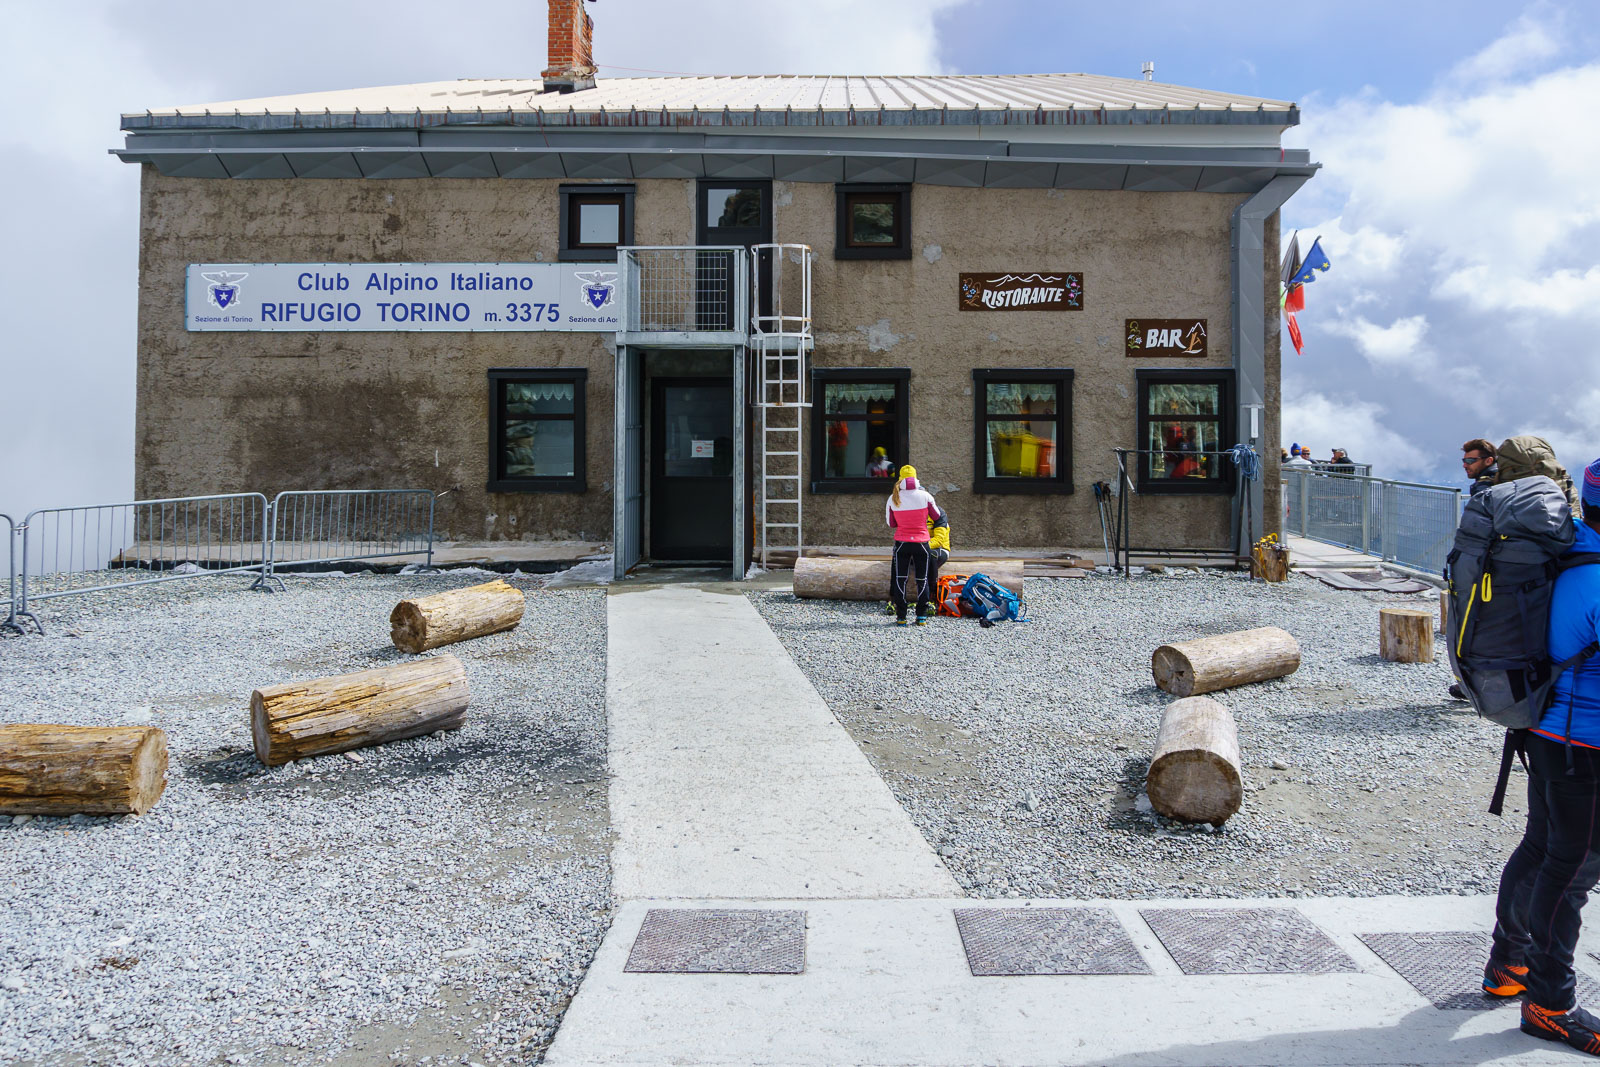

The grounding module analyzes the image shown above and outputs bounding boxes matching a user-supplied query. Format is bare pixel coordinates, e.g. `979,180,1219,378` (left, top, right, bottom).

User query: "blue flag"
1287,237,1331,287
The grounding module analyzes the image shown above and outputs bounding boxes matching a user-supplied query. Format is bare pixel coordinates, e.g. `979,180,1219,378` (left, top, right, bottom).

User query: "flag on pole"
1286,237,1332,288
1286,312,1305,355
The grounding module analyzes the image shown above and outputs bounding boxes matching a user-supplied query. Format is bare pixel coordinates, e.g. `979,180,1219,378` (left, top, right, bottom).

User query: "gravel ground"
753,570,1525,901
0,572,610,1067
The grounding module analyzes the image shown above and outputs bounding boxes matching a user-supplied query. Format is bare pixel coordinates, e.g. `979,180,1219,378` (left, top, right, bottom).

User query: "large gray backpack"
1444,476,1598,812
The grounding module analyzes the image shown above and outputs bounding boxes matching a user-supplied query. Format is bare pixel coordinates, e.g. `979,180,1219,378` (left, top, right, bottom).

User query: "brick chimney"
543,0,596,94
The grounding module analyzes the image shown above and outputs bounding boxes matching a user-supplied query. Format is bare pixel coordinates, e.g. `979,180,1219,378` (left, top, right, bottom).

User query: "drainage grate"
623,908,806,974
1140,907,1358,975
953,908,1151,977
1362,932,1600,1009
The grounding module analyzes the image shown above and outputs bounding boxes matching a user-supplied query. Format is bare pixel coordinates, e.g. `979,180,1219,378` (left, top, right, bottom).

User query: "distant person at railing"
1329,448,1357,474
1462,438,1499,497
1284,443,1313,469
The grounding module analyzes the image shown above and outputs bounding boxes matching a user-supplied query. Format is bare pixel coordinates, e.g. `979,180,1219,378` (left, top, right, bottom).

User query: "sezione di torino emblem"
202,270,249,310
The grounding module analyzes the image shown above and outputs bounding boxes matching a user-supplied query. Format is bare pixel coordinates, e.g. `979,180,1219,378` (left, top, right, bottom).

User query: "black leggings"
891,540,933,620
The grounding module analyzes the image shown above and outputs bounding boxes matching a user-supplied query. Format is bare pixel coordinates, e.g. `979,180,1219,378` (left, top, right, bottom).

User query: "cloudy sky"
1,0,1596,518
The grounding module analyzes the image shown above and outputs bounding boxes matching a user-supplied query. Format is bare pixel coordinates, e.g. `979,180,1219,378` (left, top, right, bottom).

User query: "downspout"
1230,174,1309,551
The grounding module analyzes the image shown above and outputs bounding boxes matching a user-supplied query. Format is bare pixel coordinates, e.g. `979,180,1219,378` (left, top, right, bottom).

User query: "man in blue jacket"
1489,457,1600,1054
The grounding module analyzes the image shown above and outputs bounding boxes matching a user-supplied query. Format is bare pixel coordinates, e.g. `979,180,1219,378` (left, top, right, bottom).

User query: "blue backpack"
959,572,1027,622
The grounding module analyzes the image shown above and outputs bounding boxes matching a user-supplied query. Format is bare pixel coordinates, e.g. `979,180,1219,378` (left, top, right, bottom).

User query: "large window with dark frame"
834,183,912,260
487,369,587,493
972,369,1074,494
811,368,910,492
1135,369,1234,493
559,184,634,261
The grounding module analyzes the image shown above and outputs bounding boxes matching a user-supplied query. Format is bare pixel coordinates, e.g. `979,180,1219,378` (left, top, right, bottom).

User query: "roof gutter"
1231,174,1311,546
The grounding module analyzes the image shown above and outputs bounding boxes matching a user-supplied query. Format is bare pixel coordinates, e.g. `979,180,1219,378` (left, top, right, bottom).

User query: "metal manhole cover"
1140,907,1358,975
953,908,1151,977
623,908,806,974
1361,933,1600,1009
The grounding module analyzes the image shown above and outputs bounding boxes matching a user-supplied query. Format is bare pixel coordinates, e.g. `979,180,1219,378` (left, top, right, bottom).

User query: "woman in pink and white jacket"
885,464,944,625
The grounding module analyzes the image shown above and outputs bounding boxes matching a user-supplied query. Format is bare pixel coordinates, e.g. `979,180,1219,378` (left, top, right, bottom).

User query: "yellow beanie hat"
898,464,917,480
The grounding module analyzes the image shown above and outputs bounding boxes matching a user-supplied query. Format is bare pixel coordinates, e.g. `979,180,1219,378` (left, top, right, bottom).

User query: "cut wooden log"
1147,696,1243,825
1251,544,1291,582
1152,626,1301,697
1380,607,1435,663
1439,589,1449,633
0,725,168,816
390,579,524,654
793,556,1023,601
251,655,469,766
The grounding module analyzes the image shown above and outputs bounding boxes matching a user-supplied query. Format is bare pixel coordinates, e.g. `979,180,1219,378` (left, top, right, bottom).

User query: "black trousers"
1493,732,1600,1010
890,540,933,620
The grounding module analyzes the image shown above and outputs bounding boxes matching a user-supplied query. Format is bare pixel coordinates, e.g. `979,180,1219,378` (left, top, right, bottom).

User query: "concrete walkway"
546,580,1581,1067
602,583,955,900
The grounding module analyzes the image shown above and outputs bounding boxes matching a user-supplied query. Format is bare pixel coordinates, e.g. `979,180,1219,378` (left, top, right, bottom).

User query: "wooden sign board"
960,272,1082,312
1126,319,1207,357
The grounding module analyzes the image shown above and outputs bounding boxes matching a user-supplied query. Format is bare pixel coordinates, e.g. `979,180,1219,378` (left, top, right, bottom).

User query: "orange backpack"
936,574,971,617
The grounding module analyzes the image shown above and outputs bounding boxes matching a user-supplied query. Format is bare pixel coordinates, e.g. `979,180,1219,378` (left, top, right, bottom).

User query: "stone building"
116,0,1317,576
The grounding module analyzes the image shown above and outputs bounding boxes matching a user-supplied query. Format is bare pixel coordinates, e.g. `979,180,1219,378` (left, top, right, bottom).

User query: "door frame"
649,374,737,565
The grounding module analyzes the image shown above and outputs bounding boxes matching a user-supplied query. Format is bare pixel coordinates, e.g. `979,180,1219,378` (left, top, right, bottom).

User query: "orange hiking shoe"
1522,1001,1600,1055
1484,960,1529,997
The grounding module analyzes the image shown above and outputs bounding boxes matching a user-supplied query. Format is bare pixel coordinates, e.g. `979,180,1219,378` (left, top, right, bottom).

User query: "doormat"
1314,569,1434,594
953,907,1151,976
623,908,806,974
1139,907,1359,975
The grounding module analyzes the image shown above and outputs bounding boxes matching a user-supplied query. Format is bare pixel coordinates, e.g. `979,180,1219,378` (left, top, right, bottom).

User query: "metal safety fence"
619,246,747,334
261,489,434,585
3,489,434,634
1283,469,1462,575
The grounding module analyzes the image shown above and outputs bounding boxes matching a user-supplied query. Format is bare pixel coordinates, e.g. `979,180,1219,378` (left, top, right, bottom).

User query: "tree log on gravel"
1380,607,1435,663
251,655,469,766
1151,626,1301,697
390,579,524,654
792,557,1023,601
1147,696,1243,824
0,725,168,816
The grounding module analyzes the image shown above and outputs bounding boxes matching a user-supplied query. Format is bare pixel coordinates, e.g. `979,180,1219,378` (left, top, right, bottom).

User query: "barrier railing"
4,489,435,635
618,246,747,336
1283,469,1462,575
1,513,28,634
262,489,435,583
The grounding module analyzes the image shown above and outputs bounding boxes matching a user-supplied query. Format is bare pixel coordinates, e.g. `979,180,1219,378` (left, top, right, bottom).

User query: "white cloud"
1447,8,1564,84
1325,314,1429,368
1282,392,1429,478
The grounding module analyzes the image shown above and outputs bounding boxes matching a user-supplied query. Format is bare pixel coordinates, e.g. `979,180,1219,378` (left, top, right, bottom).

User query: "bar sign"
1126,319,1207,357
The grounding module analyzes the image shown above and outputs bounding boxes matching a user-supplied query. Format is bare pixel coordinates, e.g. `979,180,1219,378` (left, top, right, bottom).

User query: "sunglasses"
1462,456,1486,465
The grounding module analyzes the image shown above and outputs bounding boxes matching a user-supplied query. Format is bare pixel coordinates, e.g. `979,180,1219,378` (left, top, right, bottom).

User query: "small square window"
559,185,634,261
811,368,911,492
1135,369,1234,494
972,370,1074,494
488,369,587,492
835,184,911,260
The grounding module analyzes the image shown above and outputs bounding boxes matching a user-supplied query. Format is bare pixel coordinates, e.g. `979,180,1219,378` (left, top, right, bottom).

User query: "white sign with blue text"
185,262,623,332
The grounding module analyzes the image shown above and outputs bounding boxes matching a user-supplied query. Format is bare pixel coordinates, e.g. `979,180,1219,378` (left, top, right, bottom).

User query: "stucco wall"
135,166,1280,549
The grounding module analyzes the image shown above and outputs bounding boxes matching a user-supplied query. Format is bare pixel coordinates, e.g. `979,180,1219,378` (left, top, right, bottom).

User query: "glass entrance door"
650,377,734,562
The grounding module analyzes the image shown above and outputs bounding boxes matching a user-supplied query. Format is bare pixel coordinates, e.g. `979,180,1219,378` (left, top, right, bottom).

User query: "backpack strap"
1490,729,1529,816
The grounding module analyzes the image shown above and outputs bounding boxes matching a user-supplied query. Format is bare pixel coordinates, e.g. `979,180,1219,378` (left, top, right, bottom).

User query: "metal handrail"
1282,468,1461,575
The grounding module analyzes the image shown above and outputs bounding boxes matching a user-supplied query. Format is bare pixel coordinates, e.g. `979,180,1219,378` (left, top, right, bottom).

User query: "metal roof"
124,74,1297,130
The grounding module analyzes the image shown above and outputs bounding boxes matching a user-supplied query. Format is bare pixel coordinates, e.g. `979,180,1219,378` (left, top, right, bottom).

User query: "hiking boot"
1483,960,1529,997
1448,682,1469,700
894,617,910,627
1522,1001,1600,1054
915,614,930,626
884,602,896,615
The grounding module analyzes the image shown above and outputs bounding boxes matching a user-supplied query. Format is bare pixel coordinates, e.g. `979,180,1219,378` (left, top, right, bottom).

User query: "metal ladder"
750,244,813,570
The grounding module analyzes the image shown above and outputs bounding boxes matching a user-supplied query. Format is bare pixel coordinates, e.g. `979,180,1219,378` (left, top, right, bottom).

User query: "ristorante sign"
959,272,1082,312
184,262,623,332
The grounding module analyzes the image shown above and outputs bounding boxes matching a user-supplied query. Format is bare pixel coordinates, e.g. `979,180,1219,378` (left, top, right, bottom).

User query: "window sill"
558,250,620,263
810,479,900,495
1135,480,1233,496
486,478,588,494
972,480,1076,495
834,247,913,261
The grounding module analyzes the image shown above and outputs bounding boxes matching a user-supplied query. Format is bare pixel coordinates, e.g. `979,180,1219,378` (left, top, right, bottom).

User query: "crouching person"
1491,458,1600,1051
